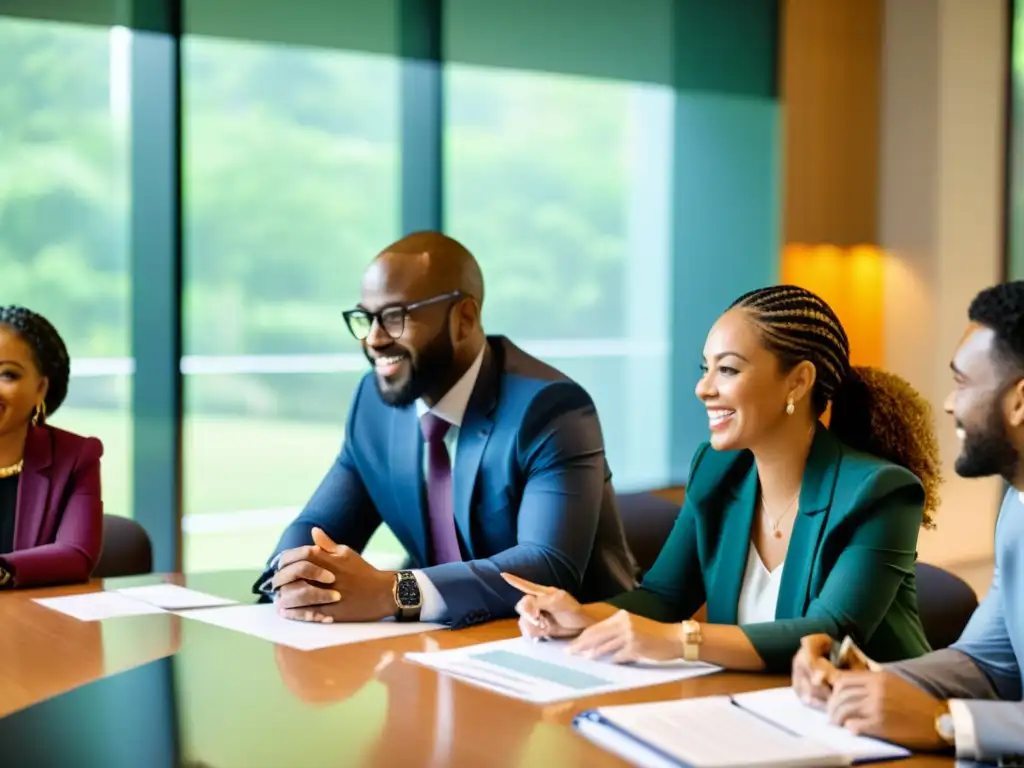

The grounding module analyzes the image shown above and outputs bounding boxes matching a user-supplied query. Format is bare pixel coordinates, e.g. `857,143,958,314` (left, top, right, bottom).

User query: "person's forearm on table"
688,623,765,671
584,605,765,669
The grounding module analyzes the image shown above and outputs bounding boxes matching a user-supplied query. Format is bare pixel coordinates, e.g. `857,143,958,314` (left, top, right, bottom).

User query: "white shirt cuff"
412,570,447,623
947,700,977,759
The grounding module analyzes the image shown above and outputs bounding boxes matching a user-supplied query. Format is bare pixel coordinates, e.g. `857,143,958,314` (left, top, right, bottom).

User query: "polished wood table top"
0,572,954,767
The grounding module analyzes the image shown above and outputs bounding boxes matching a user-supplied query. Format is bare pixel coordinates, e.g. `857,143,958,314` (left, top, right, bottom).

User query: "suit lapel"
707,463,759,625
776,425,842,619
453,345,498,557
389,408,429,567
14,426,52,550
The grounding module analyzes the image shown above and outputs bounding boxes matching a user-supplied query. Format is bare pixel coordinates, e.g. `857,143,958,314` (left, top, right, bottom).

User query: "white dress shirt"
410,346,487,622
735,543,785,625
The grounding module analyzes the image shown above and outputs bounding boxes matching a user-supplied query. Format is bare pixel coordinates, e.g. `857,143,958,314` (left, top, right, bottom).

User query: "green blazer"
609,425,931,671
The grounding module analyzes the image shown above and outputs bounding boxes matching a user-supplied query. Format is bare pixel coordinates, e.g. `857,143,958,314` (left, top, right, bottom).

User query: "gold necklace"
0,460,23,479
762,490,800,539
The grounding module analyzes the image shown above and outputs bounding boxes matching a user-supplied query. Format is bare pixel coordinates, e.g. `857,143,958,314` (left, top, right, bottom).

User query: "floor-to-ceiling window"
176,0,674,572
443,0,674,489
181,4,403,571
0,16,133,518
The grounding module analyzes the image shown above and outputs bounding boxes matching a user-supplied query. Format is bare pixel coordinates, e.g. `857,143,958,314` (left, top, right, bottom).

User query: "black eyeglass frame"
342,290,464,341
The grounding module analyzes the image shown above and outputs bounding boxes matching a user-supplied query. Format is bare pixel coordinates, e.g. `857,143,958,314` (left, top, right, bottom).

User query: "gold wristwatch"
679,620,703,662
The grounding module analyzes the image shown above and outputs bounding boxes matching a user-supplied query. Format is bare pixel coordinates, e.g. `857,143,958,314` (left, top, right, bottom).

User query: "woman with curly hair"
506,285,941,672
0,306,103,588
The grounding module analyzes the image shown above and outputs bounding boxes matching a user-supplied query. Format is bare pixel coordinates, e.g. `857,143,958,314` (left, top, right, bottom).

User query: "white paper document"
404,637,721,704
731,687,910,763
178,603,445,651
573,686,911,768
115,584,236,611
577,697,849,768
33,592,167,622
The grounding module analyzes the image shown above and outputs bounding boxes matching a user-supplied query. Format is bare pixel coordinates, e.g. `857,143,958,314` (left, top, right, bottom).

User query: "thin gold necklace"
762,490,800,539
0,460,23,479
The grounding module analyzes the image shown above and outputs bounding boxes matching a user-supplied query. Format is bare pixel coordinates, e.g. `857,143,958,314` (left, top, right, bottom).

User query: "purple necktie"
420,412,462,564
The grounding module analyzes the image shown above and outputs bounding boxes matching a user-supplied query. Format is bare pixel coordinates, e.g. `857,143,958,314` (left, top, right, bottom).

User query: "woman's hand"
501,573,595,640
569,610,685,663
792,634,839,709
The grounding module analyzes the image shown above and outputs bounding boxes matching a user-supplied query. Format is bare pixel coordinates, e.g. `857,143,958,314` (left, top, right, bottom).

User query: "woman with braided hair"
0,306,103,588
506,285,941,672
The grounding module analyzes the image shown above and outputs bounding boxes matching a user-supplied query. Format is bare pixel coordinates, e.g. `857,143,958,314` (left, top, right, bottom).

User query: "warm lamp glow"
781,243,886,367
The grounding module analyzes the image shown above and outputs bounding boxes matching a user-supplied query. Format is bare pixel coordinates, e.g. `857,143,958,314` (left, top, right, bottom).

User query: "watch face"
936,713,955,742
396,575,421,608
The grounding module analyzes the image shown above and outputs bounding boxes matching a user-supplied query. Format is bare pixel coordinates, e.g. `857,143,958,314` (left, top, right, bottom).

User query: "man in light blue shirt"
793,280,1024,764
254,231,636,629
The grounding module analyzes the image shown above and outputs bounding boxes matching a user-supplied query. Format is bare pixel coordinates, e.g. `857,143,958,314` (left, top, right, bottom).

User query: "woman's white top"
736,543,785,624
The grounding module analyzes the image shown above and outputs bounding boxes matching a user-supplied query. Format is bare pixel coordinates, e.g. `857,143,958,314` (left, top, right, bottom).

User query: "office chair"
616,491,682,576
93,515,154,578
915,562,979,650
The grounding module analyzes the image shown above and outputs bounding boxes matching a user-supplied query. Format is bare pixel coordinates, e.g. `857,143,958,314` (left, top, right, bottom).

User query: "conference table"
0,571,954,768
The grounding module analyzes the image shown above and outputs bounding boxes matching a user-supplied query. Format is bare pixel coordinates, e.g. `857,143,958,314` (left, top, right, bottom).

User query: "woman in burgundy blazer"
0,306,103,589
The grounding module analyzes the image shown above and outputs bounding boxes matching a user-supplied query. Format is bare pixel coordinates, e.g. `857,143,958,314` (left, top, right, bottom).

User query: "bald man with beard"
255,231,638,629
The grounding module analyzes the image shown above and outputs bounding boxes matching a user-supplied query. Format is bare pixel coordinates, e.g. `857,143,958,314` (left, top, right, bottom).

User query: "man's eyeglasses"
342,291,463,341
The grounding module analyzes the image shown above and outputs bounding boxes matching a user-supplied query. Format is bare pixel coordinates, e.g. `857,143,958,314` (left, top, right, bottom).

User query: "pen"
830,636,882,673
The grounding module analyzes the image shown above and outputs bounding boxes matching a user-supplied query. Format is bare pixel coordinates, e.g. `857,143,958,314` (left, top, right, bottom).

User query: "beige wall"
782,0,882,246
880,0,1008,566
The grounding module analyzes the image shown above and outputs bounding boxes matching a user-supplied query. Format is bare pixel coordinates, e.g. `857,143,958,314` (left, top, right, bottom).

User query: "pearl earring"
786,397,795,416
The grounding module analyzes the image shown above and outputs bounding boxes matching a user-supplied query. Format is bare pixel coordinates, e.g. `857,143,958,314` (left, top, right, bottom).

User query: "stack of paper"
33,584,237,621
33,592,168,622
405,637,721,703
116,584,236,610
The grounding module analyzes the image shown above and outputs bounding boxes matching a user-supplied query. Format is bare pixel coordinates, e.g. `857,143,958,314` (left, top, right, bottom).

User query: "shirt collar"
414,345,486,427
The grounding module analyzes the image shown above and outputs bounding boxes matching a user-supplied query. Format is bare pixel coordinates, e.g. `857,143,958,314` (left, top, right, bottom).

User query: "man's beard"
373,323,457,408
955,406,1020,483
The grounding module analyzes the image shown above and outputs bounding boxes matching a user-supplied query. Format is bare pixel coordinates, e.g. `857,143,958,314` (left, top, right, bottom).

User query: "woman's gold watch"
679,620,703,662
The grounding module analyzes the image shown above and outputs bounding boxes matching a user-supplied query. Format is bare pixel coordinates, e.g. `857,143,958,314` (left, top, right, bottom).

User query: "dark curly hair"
730,285,942,527
0,306,71,421
967,281,1024,374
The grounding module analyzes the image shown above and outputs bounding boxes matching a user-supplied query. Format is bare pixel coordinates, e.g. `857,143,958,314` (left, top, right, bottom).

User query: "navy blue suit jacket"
264,336,637,628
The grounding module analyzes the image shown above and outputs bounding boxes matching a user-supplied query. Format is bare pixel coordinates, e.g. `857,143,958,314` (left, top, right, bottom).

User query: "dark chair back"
915,562,978,651
616,491,681,576
93,515,153,578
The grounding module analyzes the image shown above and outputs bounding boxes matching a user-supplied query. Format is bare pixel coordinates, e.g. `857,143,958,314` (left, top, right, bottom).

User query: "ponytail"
829,366,942,527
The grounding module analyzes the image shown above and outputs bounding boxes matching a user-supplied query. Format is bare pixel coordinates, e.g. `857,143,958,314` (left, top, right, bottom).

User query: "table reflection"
270,633,559,768
0,573,636,767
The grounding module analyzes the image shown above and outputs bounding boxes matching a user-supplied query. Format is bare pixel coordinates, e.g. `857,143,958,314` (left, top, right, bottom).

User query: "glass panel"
443,66,673,490
0,17,133,516
181,35,401,571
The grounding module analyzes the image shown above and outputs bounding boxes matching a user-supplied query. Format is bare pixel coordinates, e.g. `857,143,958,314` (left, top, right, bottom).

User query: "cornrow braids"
0,306,71,420
731,285,850,415
731,285,942,525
